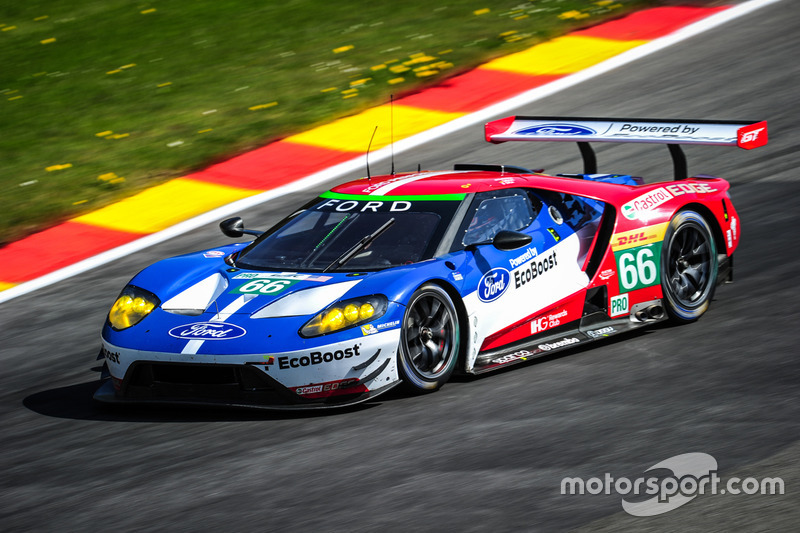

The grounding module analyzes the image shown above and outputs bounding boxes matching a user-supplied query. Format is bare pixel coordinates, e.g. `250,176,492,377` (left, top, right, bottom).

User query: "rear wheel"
661,210,718,323
398,284,460,392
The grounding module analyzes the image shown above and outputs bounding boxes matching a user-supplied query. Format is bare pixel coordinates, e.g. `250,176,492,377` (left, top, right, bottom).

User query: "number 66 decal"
614,244,662,292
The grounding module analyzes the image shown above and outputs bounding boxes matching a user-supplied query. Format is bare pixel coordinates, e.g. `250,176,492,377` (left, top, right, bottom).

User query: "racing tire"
661,210,718,323
398,284,460,392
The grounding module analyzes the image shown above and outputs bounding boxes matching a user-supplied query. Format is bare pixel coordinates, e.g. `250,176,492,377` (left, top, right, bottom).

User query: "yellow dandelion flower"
8,95,23,101
558,10,589,20
370,64,387,71
72,200,88,205
415,70,437,78
341,88,358,95
438,50,452,55
248,102,278,111
109,133,129,139
349,78,371,87
321,87,338,93
474,8,490,16
141,8,157,15
333,45,354,54
107,69,122,75
40,38,56,44
197,128,212,134
595,0,613,5
157,82,172,87
389,65,410,74
110,177,126,184
388,78,405,85
98,172,118,181
500,31,517,37
95,131,113,137
34,16,49,21
514,15,529,20
342,93,358,99
46,163,73,172
120,64,136,69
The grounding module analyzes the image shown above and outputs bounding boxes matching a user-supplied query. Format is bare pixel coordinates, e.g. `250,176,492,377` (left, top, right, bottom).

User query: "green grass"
0,0,655,244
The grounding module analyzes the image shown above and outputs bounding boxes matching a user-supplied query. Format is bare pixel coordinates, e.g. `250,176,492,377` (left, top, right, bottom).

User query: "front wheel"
398,284,460,392
661,210,718,323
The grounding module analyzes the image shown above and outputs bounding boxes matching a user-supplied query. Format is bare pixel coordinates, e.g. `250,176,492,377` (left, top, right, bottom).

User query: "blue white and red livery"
94,116,767,409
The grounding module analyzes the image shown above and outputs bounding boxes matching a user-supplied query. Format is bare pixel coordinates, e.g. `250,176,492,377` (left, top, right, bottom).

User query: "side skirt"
470,306,666,374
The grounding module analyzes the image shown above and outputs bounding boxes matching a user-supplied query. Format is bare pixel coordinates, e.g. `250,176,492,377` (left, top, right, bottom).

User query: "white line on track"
0,0,782,306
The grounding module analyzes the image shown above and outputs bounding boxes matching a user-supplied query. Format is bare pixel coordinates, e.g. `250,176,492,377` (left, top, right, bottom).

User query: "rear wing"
485,116,768,180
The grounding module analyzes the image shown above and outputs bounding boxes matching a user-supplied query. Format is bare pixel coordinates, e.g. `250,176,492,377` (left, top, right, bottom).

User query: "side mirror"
492,230,532,251
220,217,263,238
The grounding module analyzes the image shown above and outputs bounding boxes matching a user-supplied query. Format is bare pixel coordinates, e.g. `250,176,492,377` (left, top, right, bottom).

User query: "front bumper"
96,329,402,409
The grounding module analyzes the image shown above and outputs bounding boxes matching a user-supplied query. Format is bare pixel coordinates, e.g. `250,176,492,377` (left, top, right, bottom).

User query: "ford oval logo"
168,322,246,340
478,268,510,303
515,123,597,136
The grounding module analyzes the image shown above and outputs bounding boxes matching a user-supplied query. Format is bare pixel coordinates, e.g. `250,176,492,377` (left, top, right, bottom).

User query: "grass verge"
1,0,655,244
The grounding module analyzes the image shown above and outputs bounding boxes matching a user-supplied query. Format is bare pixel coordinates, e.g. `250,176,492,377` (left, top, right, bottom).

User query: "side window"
462,192,534,246
551,193,605,232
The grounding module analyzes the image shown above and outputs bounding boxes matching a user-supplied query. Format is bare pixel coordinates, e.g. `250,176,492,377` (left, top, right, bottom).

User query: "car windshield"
236,195,461,272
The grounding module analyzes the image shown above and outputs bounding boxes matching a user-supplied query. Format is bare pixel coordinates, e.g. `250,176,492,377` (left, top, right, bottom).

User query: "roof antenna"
366,125,378,182
390,94,395,175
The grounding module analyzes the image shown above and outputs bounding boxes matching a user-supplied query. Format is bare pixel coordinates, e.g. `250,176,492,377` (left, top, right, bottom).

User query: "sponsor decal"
232,272,331,282
610,294,629,317
611,222,668,251
478,268,510,303
230,278,299,295
294,378,360,396
278,344,361,369
451,272,463,281
731,217,738,240
664,182,717,197
599,268,615,281
622,185,716,221
622,188,674,221
203,250,226,258
614,244,661,292
508,246,538,268
495,177,516,185
515,123,597,136
491,349,534,365
514,250,558,289
726,229,733,249
361,320,400,336
168,322,247,340
586,326,615,338
619,123,700,135
547,227,561,242
538,337,580,351
318,198,411,212
531,309,569,335
102,347,120,364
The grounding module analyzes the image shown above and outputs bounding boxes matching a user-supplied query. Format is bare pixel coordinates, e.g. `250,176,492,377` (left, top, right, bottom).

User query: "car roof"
330,170,640,201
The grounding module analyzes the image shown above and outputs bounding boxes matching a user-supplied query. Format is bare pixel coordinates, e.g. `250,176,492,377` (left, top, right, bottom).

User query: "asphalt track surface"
2,1,798,530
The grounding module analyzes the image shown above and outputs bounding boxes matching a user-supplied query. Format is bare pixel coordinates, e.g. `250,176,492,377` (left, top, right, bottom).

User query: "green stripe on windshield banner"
320,191,466,202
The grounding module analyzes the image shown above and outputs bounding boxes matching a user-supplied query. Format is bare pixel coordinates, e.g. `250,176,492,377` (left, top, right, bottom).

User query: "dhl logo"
611,222,669,251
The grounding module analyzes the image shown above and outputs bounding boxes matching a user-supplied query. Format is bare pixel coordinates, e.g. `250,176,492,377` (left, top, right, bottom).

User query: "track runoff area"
0,0,782,305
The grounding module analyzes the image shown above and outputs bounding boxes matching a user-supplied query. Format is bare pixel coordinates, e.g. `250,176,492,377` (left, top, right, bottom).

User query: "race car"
94,116,767,409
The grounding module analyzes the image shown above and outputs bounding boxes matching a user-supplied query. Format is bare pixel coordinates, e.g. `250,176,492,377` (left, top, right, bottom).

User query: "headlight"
108,285,160,330
300,295,387,337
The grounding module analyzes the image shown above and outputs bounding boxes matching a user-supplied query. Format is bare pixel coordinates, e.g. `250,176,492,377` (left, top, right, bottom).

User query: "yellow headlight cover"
108,286,159,330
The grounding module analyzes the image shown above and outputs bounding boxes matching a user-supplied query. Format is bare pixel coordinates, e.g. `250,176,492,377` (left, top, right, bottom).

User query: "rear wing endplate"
485,116,768,180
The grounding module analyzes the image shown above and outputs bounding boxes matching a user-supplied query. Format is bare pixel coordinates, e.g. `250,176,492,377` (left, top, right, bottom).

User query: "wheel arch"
674,202,727,256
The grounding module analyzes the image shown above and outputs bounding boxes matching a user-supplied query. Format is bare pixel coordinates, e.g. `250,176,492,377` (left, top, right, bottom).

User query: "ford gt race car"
94,116,767,409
